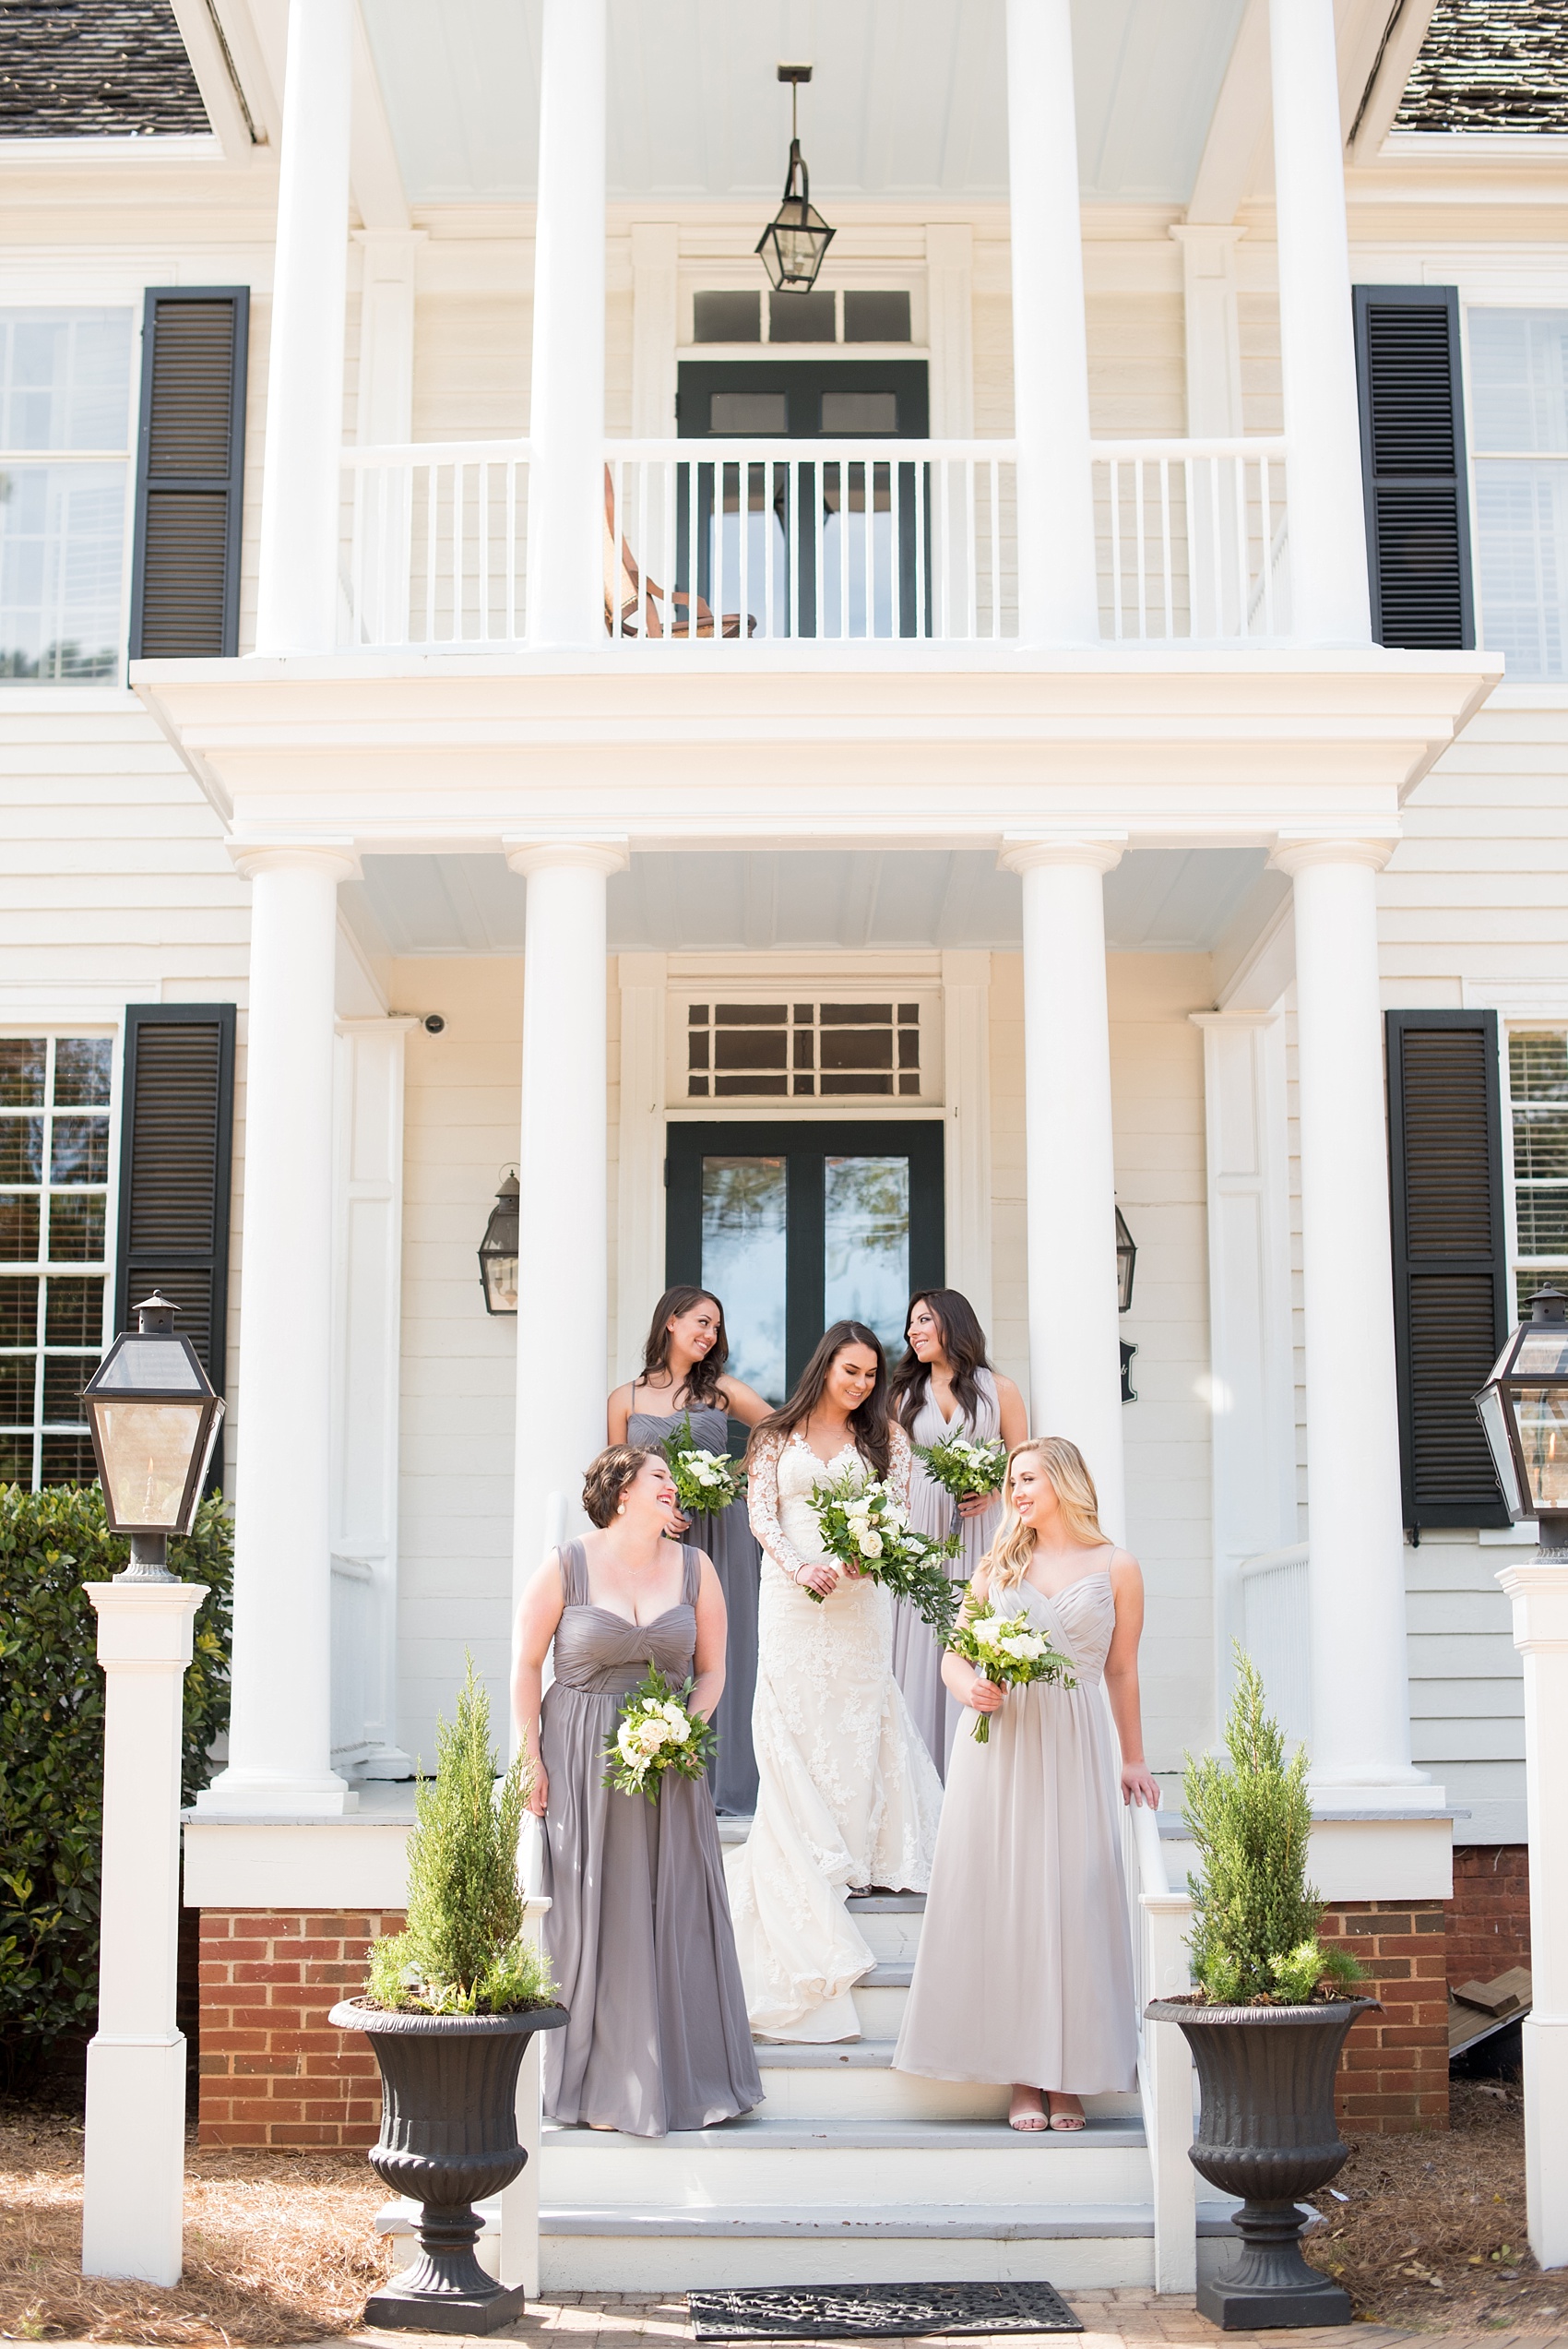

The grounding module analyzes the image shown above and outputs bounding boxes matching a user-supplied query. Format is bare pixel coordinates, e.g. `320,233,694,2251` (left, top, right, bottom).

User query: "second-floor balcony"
341,434,1289,656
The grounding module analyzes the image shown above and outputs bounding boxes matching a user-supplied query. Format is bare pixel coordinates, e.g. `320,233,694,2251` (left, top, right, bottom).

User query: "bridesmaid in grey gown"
609,1287,772,1815
512,1443,762,2137
886,1291,1028,1776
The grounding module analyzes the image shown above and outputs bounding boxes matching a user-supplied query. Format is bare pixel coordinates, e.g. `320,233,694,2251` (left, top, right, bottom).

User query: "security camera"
422,1013,445,1036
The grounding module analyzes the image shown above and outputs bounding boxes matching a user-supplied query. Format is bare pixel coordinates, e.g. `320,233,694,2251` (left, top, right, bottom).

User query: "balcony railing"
339,435,1289,654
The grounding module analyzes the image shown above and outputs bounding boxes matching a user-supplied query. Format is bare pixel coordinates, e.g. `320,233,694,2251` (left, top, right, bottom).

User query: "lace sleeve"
888,1422,913,1509
748,1430,810,1581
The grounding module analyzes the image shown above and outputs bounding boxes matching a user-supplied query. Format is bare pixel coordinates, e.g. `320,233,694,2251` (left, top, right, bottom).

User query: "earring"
616,1501,626,1516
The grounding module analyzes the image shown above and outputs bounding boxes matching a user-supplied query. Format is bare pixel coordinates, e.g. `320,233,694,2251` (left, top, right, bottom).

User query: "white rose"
882,1506,908,1532
999,1632,1046,1662
857,1529,884,1558
617,1721,640,1757
660,1704,692,1742
972,1620,1006,1653
631,1719,667,1757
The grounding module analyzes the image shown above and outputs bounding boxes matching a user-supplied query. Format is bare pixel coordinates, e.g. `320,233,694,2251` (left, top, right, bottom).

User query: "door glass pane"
701,1157,788,1403
823,1156,909,1363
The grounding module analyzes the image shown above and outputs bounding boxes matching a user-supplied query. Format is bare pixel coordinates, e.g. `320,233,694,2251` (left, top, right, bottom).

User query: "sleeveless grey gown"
540,1540,763,2136
628,1402,761,1816
891,1368,1003,1779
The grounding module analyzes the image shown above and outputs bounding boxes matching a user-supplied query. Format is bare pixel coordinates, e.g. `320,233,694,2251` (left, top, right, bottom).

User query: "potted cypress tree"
331,1662,566,2334
1146,1652,1376,2331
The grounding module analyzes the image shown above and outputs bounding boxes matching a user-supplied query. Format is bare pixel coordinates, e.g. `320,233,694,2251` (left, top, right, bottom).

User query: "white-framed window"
678,994,932,1103
0,1033,115,1488
0,308,135,685
1467,307,1568,681
1506,1028,1568,1322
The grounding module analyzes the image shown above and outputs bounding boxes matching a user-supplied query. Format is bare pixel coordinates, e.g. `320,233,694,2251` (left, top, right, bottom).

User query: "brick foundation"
198,1909,402,2147
1445,1844,1530,1988
1319,1900,1449,2133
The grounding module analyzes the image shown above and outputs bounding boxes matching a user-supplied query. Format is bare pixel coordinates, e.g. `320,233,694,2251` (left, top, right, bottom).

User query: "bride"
724,1321,942,2043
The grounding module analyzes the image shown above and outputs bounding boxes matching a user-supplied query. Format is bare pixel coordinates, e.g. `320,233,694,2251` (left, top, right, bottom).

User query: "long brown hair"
747,1321,892,1481
983,1437,1107,1598
888,1288,992,1433
639,1284,728,1409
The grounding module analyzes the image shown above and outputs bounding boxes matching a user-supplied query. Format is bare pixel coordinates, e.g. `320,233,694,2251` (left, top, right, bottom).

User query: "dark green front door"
665,1122,944,1404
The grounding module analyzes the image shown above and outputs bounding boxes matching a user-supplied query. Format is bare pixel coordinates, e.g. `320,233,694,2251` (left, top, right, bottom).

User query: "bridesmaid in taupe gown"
512,1444,762,2137
895,1437,1159,2132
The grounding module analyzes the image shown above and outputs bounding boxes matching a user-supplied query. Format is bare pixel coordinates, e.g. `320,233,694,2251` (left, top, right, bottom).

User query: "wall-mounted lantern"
82,1291,224,1580
479,1172,520,1316
756,65,835,295
1474,1284,1568,1554
1116,1205,1137,1314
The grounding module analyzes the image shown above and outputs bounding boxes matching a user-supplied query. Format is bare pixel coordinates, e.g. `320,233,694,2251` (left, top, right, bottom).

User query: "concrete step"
850,1961,911,2036
844,1891,924,1963
756,2038,1005,2121
539,2210,1155,2291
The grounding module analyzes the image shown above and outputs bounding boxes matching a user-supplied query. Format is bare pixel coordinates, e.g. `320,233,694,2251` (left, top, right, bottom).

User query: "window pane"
0,311,132,452
1518,1187,1568,1257
1515,1108,1568,1181
0,1355,36,1425
0,1276,37,1342
1468,310,1568,456
47,1194,105,1262
50,1115,109,1185
0,460,128,683
0,1434,31,1481
823,1155,909,1363
0,1196,40,1259
701,1157,787,1404
1513,1034,1568,1101
1475,459,1568,681
41,1432,96,1486
45,1274,101,1344
53,1037,113,1106
0,1041,45,1106
42,1353,93,1425
0,1118,42,1183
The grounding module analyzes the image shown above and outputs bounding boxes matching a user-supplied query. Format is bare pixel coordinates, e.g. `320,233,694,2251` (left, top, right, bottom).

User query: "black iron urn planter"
330,1997,568,2335
1144,1995,1379,2331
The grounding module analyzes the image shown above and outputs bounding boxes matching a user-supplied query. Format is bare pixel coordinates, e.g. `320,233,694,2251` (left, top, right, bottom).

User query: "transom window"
0,308,134,685
685,1000,923,1101
1468,308,1568,681
0,1035,113,1489
1509,1031,1568,1320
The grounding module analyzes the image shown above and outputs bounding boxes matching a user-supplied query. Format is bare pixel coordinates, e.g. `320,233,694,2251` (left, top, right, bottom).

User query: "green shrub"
0,1483,232,2077
1183,1647,1362,2006
367,1659,553,2016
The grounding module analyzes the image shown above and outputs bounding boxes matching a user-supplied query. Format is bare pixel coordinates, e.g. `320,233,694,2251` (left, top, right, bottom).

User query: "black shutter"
130,288,249,660
1386,1010,1508,1531
115,1007,236,1480
1353,285,1474,651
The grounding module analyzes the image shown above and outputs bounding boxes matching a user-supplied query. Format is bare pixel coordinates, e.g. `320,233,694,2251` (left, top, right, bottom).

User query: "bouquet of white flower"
661,1414,746,1517
948,1592,1076,1743
806,1468,961,1640
602,1663,719,1802
912,1431,1009,1532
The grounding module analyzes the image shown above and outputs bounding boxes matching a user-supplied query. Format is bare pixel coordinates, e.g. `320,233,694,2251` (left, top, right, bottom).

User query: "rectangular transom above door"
666,1121,944,1406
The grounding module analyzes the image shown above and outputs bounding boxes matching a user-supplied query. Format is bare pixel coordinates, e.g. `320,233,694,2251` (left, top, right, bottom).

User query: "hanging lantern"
1116,1205,1137,1314
1473,1285,1568,1550
756,65,835,296
478,1172,520,1316
82,1291,224,1577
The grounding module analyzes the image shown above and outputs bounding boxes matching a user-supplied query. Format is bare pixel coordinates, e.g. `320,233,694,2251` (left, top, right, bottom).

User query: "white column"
1497,1559,1568,2271
615,952,667,1378
254,0,353,656
1001,839,1126,1537
942,948,993,1333
82,1580,206,2285
505,841,627,1609
629,224,679,438
1004,0,1099,645
1171,225,1244,438
196,843,360,1816
1267,0,1372,646
925,223,975,440
1271,836,1432,1804
526,0,607,650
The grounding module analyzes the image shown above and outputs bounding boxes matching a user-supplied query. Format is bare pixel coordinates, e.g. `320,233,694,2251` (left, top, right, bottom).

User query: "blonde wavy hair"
982,1437,1106,1598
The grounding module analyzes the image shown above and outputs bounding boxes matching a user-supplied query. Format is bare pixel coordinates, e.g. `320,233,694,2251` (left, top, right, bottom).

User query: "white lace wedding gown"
724,1425,944,2042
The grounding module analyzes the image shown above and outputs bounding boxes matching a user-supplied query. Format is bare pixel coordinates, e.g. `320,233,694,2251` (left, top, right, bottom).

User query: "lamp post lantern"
479,1172,521,1315
82,1291,224,1581
756,65,835,296
1473,1284,1568,1556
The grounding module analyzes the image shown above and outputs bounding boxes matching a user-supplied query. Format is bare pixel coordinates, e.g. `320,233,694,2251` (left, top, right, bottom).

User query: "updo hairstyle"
581,1442,665,1529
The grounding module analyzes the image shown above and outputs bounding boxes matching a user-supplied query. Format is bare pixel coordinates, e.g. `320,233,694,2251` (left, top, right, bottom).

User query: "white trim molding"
615,952,668,1379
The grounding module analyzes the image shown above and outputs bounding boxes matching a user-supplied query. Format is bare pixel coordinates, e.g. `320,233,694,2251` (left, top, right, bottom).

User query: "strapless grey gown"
540,1539,763,2136
629,1404,761,1815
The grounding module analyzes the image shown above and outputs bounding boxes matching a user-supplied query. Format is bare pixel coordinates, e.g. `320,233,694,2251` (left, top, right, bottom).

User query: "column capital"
1499,1559,1568,1649
228,837,362,883
999,833,1126,878
504,836,630,880
1267,830,1398,879
85,1581,206,1668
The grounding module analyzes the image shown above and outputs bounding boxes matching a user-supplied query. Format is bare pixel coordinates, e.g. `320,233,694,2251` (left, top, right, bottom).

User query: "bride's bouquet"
913,1432,1009,1511
602,1663,719,1802
806,1469,960,1640
660,1414,746,1516
948,1592,1076,1743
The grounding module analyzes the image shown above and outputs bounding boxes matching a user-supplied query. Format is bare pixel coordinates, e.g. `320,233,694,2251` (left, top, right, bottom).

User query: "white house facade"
5,0,1568,2286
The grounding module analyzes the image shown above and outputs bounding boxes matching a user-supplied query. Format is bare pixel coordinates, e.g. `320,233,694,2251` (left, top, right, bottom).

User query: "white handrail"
1124,1795,1196,2295
1091,436,1291,645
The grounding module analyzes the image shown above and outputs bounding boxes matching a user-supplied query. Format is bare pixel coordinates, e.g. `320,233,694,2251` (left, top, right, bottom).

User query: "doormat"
688,2282,1085,2341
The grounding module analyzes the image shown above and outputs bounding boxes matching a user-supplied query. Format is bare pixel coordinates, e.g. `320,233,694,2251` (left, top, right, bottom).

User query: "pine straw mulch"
1301,2076,1557,2329
0,2104,394,2344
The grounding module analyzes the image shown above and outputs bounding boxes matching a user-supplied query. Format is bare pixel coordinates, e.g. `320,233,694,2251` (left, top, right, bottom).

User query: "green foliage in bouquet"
602,1661,719,1801
808,1467,960,1638
661,1414,746,1516
367,1659,553,2016
0,1480,232,2080
1183,1648,1361,2006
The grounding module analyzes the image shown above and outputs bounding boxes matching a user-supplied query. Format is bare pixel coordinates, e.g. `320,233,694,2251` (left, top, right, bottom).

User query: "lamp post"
479,1172,521,1315
756,65,835,296
1474,1285,1568,2270
80,1292,220,2284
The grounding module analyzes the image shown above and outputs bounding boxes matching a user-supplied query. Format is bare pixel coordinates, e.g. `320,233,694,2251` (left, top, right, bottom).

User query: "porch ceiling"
357,0,1248,209
342,844,1269,957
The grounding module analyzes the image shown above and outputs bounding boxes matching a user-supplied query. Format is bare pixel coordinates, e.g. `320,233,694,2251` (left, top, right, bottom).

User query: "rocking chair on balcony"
602,467,755,639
